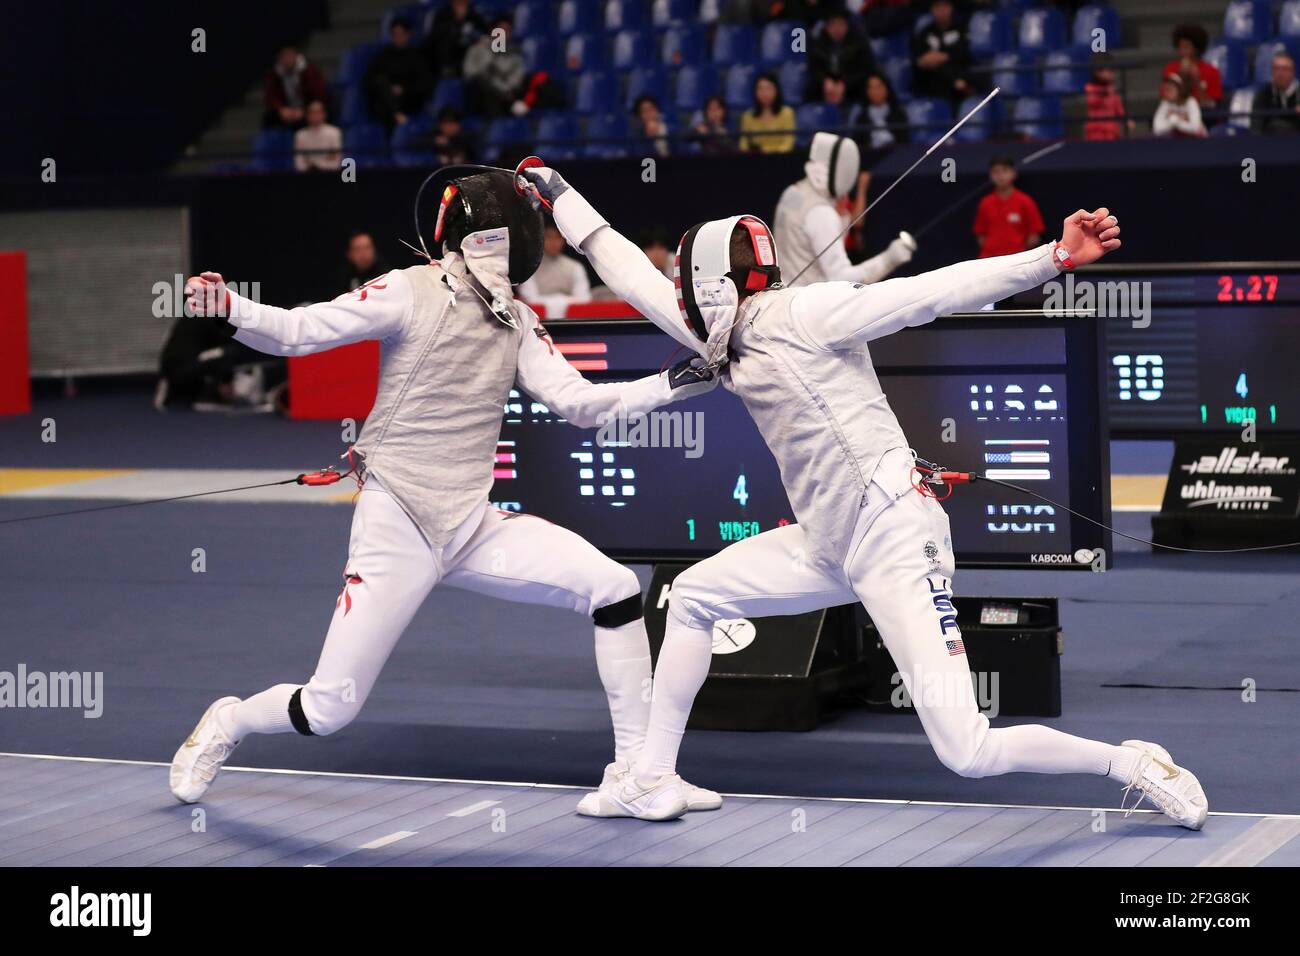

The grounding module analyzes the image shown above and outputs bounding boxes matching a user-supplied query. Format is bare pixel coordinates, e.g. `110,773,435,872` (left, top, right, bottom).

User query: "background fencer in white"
528,164,1209,827
172,239,720,815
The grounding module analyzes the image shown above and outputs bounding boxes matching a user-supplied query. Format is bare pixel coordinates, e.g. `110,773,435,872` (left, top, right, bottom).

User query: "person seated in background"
637,227,675,280
740,71,796,153
1084,53,1134,141
632,95,672,157
428,107,477,165
806,6,876,102
974,155,1045,258
263,45,328,129
365,17,433,129
1252,52,1300,134
517,222,592,316
848,72,909,148
293,100,342,172
427,0,488,77
911,0,974,105
1163,24,1222,117
339,232,390,293
820,73,851,125
1152,70,1206,138
157,315,285,413
693,95,737,154
463,16,527,116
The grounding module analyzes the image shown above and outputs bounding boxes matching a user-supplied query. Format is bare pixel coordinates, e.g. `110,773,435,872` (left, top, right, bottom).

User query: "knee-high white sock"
218,683,298,740
634,615,714,780
975,724,1138,780
594,620,653,761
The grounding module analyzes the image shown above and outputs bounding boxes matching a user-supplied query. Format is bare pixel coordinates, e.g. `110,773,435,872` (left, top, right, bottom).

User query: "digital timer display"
1215,274,1279,303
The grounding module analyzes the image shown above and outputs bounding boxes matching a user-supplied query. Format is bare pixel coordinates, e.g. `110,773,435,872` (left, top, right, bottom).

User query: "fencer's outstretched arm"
796,208,1121,350
802,204,916,284
515,308,716,429
184,270,412,356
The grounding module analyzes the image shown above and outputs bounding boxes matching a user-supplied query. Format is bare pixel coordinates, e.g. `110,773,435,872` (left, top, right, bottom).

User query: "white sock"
594,620,652,761
1105,744,1142,784
219,683,299,739
975,724,1136,778
634,615,713,781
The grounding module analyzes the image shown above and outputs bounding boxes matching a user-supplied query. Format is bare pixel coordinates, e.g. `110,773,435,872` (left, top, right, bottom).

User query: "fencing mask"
806,131,860,199
674,215,781,366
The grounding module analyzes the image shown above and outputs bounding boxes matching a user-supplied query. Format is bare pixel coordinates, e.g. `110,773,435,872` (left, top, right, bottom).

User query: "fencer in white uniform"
773,131,916,287
523,164,1210,828
170,165,720,820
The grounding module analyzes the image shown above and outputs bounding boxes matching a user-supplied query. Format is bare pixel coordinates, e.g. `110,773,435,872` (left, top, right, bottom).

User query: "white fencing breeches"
639,450,1126,782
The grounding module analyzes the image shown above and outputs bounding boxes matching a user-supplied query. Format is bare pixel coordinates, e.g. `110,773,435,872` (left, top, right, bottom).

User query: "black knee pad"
593,592,642,628
288,687,316,736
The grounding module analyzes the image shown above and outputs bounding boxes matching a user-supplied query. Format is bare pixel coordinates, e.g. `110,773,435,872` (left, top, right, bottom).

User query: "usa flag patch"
946,639,965,656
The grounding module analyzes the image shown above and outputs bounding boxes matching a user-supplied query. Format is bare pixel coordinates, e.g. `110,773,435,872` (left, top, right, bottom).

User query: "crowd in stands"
246,0,1300,173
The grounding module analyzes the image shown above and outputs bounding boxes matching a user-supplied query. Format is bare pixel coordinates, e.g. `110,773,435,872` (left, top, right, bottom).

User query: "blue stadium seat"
483,116,531,164
564,33,606,72
723,64,757,110
1042,49,1087,94
251,128,295,173
343,123,388,168
713,24,757,65
605,0,648,31
1072,5,1121,51
513,1,553,39
796,102,841,134
613,30,654,70
663,26,705,67
557,0,600,36
674,64,720,110
339,43,384,86
339,85,371,125
536,113,582,160
521,36,559,74
1227,87,1256,129
992,51,1038,96
1012,95,1064,138
953,94,1003,141
1204,40,1249,90
1223,0,1270,44
391,117,435,167
625,67,669,108
997,0,1036,13
870,31,910,61
380,4,428,42
1254,40,1298,84
779,61,808,105
968,11,1013,58
1282,0,1300,39
573,70,617,114
904,97,953,135
760,21,801,64
652,0,693,27
428,78,465,115
1018,9,1067,54
881,57,912,97
583,114,631,158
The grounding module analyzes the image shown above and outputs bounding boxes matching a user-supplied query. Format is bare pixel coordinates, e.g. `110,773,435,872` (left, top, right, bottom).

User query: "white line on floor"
1197,817,1300,867
357,830,418,850
447,800,501,817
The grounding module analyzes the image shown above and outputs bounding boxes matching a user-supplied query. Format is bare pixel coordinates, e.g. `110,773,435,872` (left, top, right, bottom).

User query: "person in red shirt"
973,155,1045,258
1085,53,1136,141
1162,24,1223,114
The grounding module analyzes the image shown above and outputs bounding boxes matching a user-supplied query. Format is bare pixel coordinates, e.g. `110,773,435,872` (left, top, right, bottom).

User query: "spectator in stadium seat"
427,107,478,165
1084,53,1134,141
807,7,876,102
974,155,1045,258
632,95,673,157
911,0,974,104
1152,69,1206,138
427,0,488,77
339,232,390,293
1162,24,1222,115
740,71,797,152
820,73,851,124
263,46,328,129
463,16,528,117
365,18,434,129
694,95,738,155
637,228,676,281
1252,52,1300,134
848,71,910,148
517,222,592,315
293,100,342,172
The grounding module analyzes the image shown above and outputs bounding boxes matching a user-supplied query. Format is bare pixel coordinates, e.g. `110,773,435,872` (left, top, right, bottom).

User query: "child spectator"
974,155,1045,258
293,100,342,172
821,73,850,125
849,72,910,148
694,95,737,155
1152,70,1206,138
365,18,434,129
1252,52,1300,134
1163,24,1222,114
912,0,974,104
1084,53,1133,141
430,108,477,165
263,46,328,129
740,71,797,153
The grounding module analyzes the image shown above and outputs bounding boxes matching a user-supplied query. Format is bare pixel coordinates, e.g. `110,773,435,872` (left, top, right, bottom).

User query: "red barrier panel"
286,341,380,421
0,252,30,415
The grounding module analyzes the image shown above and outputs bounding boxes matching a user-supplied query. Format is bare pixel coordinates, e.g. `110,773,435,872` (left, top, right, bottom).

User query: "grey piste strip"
1197,817,1300,867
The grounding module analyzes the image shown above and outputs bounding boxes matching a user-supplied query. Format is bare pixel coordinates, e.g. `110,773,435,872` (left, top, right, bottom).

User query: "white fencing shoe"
1119,739,1209,830
575,761,687,820
170,696,241,804
577,760,721,817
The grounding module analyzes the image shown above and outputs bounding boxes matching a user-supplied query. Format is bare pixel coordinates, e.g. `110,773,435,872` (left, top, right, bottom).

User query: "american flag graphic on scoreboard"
946,638,966,656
